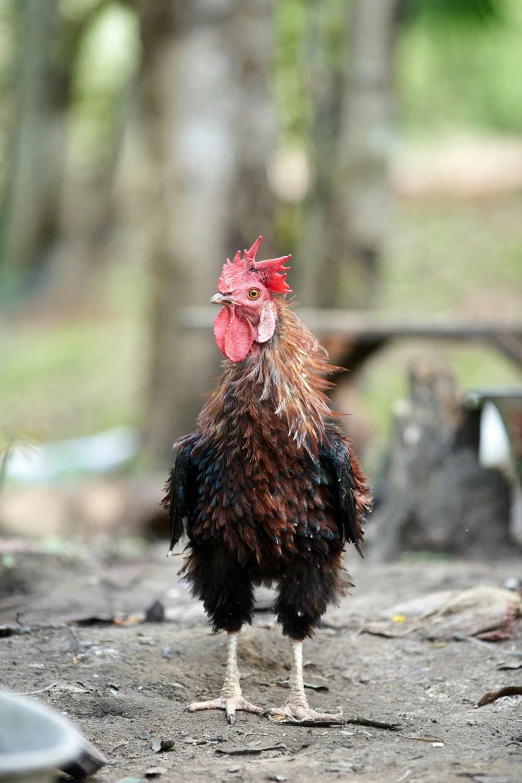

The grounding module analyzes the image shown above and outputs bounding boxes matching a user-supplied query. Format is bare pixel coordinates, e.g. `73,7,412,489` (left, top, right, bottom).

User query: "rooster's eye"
248,288,260,299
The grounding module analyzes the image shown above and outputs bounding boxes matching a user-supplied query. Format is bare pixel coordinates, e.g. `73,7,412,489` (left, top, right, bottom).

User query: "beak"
210,293,233,305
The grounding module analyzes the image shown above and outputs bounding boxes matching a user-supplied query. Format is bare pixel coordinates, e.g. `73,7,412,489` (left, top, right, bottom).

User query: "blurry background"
1,0,521,556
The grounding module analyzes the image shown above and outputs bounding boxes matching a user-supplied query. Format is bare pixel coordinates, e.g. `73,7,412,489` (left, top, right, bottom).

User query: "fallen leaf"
215,743,287,756
477,685,522,707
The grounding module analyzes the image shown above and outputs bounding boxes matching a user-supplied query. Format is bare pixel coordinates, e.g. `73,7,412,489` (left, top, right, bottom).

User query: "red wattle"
213,307,229,357
213,307,255,362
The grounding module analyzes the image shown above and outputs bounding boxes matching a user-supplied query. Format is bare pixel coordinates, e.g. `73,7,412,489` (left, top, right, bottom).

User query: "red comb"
220,237,291,294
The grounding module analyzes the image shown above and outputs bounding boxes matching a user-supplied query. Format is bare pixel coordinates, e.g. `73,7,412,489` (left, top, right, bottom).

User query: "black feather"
165,436,199,553
319,435,363,558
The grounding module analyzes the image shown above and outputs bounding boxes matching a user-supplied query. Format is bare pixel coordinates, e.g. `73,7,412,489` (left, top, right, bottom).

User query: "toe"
267,704,344,725
226,701,236,725
185,698,223,713
239,698,263,715
185,695,263,721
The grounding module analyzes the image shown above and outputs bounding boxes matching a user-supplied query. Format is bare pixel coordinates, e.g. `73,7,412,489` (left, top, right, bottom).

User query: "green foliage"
273,0,311,144
400,0,522,133
274,0,349,147
406,0,503,28
69,1,140,171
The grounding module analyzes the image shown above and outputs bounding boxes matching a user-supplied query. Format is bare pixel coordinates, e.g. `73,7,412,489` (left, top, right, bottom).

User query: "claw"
185,695,263,723
267,704,344,726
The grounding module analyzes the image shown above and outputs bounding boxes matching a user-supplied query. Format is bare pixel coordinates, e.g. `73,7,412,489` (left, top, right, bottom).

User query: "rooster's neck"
198,300,340,457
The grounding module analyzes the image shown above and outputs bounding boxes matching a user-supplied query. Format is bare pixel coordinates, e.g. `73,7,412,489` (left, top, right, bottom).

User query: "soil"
1,546,521,783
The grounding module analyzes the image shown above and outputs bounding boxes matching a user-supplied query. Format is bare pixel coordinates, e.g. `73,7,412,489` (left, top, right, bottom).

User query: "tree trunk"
138,0,277,464
300,0,400,310
0,0,65,295
294,1,344,307
227,0,276,257
368,363,518,562
0,0,115,302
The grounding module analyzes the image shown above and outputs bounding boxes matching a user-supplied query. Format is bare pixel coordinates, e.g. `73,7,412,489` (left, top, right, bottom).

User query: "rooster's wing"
163,436,199,553
319,433,364,558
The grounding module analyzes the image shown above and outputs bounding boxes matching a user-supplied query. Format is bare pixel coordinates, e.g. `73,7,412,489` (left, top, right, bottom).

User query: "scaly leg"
185,632,263,724
268,639,343,724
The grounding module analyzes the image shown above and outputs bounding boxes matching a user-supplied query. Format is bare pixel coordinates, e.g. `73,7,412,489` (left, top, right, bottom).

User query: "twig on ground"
110,740,129,753
275,678,329,693
453,633,522,656
267,715,345,727
215,743,287,756
398,734,443,744
497,660,522,670
21,681,59,695
346,716,401,731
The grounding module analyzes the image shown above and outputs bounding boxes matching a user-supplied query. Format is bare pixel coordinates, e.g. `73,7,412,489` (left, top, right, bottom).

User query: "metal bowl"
0,690,83,783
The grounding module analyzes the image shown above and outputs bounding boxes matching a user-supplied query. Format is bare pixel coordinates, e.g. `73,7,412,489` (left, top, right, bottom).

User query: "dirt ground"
1,545,521,783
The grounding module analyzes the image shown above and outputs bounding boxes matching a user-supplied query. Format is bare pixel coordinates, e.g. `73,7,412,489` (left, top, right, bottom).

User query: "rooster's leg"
185,632,263,724
268,639,343,724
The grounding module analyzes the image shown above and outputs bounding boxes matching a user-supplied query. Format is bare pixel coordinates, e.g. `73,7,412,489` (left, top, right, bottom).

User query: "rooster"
164,237,371,724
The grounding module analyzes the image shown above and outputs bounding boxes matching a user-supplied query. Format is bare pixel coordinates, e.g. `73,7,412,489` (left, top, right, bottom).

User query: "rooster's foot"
185,695,263,725
267,704,344,725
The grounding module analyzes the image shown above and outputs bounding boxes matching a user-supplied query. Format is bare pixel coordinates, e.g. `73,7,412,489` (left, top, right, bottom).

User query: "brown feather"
181,297,371,573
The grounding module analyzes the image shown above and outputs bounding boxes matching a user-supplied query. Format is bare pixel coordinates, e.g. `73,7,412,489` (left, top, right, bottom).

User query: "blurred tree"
296,0,506,311
0,0,64,296
44,1,139,310
0,0,127,301
326,0,401,309
298,0,402,310
228,1,277,258
137,0,276,463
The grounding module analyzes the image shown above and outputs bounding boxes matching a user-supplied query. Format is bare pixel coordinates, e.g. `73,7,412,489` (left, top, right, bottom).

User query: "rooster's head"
211,237,291,362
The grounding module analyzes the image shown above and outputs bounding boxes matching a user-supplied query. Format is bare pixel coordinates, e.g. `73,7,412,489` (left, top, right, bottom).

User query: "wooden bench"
181,308,522,372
